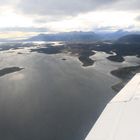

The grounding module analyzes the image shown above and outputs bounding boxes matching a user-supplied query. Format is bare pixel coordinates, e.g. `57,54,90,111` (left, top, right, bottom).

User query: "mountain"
0,38,11,42
117,34,140,43
0,30,140,43
27,31,101,42
98,30,130,40
27,30,140,42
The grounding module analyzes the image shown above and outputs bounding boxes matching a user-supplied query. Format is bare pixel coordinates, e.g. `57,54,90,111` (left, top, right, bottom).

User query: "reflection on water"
0,46,117,140
9,73,25,81
0,42,139,140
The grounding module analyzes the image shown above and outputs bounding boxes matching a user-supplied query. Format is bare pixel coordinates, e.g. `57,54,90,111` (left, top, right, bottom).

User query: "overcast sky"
0,0,140,37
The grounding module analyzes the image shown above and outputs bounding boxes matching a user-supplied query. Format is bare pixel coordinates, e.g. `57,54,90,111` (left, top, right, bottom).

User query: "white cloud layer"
17,0,140,16
0,0,139,33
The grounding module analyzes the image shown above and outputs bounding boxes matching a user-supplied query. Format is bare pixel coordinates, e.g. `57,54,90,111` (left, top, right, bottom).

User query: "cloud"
17,0,140,17
0,0,139,18
112,0,140,11
0,0,139,32
17,0,118,16
136,15,140,21
0,0,19,6
0,27,48,32
0,0,11,5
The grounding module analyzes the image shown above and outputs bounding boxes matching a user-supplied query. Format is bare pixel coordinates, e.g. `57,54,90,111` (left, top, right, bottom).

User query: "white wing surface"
86,73,140,140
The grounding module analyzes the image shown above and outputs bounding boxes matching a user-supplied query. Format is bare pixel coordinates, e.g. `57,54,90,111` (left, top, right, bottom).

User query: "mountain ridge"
117,34,140,43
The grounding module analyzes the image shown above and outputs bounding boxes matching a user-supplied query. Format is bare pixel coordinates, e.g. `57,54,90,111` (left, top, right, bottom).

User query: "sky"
0,0,140,38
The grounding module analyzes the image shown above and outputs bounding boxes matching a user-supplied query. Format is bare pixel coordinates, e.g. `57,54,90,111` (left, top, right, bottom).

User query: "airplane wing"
86,73,140,140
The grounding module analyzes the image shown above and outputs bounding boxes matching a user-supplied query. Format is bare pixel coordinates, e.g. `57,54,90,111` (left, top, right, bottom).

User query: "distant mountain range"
117,34,140,43
98,30,131,40
0,30,140,43
27,31,100,42
26,30,140,42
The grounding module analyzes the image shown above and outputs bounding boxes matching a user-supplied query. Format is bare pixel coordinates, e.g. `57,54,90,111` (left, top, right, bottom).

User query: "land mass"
117,34,140,44
111,65,140,92
0,67,24,77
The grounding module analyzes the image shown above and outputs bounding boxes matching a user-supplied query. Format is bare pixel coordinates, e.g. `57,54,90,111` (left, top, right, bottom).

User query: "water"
0,44,117,140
